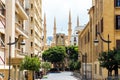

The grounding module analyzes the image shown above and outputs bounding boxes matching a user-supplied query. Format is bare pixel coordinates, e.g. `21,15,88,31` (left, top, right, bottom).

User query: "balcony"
1,0,5,4
15,22,28,38
6,57,23,65
0,14,5,33
15,0,28,20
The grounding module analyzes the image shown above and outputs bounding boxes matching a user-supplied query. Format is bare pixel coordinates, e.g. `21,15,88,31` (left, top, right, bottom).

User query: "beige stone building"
0,0,42,80
0,0,29,80
43,13,47,50
25,0,42,57
78,0,120,79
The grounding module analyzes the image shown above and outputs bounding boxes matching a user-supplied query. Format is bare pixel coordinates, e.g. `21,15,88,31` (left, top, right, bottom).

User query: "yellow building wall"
79,0,120,80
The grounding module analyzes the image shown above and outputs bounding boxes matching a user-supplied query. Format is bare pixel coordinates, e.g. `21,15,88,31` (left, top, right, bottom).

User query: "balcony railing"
16,22,28,36
18,0,24,9
16,0,28,20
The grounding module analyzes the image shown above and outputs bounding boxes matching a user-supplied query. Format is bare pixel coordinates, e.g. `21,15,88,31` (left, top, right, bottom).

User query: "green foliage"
69,60,81,71
98,49,120,76
69,60,75,71
66,46,78,61
42,46,66,63
98,49,119,69
66,46,81,71
41,62,51,71
115,49,120,64
42,50,49,61
74,61,81,70
20,56,41,71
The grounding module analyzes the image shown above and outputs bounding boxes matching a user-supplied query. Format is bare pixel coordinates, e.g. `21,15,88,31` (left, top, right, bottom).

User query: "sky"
42,0,92,37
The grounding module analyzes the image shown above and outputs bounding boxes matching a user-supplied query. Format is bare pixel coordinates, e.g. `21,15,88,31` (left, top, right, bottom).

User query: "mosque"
43,10,83,48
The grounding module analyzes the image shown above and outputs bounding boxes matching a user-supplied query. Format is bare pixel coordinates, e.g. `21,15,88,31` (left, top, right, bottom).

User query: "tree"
66,46,81,71
20,56,41,80
41,62,51,74
98,49,120,77
114,49,120,76
69,60,75,71
69,60,81,71
66,46,78,61
42,46,66,68
74,61,81,70
20,56,41,71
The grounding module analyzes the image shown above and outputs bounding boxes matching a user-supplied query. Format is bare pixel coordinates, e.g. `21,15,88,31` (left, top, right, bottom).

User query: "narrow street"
41,71,80,80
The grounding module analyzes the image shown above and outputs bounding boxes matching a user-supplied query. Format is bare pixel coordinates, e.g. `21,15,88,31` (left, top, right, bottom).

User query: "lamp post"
94,32,111,52
94,32,111,79
7,34,25,80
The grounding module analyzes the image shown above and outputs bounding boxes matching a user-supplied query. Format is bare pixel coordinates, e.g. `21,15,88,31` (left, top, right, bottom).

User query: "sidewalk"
72,71,82,80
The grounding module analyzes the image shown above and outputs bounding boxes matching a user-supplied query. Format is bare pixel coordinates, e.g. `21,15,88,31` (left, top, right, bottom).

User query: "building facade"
43,13,47,50
0,0,43,80
26,0,43,57
70,16,84,46
0,0,29,80
79,0,120,79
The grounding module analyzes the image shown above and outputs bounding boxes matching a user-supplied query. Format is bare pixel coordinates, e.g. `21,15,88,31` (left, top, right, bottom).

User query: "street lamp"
94,32,111,79
94,32,111,52
7,34,25,80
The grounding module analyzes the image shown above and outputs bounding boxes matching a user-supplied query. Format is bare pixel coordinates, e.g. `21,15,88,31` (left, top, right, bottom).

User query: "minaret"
43,13,47,50
53,17,56,44
68,10,72,45
77,16,79,27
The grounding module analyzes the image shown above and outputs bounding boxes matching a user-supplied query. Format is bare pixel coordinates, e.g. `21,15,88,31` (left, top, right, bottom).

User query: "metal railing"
16,22,28,36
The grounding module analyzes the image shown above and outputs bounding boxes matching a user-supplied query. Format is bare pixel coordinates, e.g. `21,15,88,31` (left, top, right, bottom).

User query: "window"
74,37,76,42
31,17,33,21
95,64,97,74
115,0,120,7
31,29,33,35
116,15,120,29
21,48,23,53
31,54,33,57
18,21,21,24
1,7,5,16
88,32,90,42
31,4,33,9
15,38,17,48
101,18,103,32
90,18,92,32
31,42,33,47
85,36,86,44
116,40,120,49
95,25,98,37
74,43,76,45
99,66,102,75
